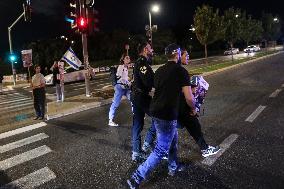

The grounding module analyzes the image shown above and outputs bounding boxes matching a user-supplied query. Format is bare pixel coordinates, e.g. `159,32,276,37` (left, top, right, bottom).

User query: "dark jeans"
132,99,156,157
144,114,208,151
33,88,46,118
178,114,208,150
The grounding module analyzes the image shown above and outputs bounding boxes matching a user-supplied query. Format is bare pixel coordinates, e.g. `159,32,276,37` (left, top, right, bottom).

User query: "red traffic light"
78,17,87,27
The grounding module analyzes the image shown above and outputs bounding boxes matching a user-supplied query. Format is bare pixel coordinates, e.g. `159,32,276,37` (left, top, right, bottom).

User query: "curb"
46,98,113,121
45,50,283,121
202,51,283,77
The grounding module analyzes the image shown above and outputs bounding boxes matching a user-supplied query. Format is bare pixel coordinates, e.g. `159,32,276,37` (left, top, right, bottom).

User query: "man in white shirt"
31,65,46,120
108,54,132,126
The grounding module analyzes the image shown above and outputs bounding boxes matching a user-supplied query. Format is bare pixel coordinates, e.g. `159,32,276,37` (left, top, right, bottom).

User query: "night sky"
0,0,283,56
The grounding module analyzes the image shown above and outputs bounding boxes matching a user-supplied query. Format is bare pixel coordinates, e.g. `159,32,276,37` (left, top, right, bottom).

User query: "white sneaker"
109,120,119,127
201,145,221,158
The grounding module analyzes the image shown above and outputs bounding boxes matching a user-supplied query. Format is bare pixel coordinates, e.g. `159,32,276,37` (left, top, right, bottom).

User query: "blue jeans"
132,101,156,158
132,117,178,184
109,84,131,120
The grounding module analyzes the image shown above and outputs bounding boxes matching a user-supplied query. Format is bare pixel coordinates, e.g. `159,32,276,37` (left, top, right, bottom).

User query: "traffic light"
77,16,88,32
87,7,99,35
23,0,32,22
9,54,17,62
69,0,80,29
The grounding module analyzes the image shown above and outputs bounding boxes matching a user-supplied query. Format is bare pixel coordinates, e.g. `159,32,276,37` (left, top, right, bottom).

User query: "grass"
187,50,279,75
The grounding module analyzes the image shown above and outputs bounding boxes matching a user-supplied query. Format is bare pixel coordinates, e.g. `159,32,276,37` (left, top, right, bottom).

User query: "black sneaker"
168,164,186,176
127,178,139,189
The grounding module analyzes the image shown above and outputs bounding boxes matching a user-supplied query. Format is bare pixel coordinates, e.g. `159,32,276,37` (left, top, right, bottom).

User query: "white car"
45,66,96,85
224,48,239,55
244,45,261,53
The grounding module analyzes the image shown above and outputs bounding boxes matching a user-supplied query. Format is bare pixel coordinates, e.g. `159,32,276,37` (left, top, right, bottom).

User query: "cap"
165,43,180,55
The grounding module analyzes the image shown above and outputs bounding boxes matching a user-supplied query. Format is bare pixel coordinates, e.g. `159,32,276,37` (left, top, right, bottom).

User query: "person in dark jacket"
130,41,156,162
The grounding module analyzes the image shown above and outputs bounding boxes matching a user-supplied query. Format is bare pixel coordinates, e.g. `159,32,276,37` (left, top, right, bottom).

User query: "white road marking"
0,101,33,111
269,89,282,98
0,98,31,105
0,133,49,154
202,134,239,166
102,85,113,89
245,105,266,123
4,167,56,189
0,122,47,140
0,145,52,171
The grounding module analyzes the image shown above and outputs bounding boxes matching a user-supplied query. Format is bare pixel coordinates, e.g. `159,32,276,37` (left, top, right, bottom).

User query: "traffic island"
46,87,114,120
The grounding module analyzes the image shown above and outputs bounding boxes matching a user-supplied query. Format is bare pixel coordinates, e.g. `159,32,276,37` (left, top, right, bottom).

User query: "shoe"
201,145,221,158
38,117,44,120
108,120,118,127
33,116,39,120
168,164,186,176
132,152,147,163
127,178,139,189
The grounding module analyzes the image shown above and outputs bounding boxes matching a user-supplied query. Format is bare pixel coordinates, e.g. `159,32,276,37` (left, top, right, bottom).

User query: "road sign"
21,49,33,68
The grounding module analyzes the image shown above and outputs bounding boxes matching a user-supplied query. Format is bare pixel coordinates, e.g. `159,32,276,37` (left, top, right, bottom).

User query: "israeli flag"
61,47,82,70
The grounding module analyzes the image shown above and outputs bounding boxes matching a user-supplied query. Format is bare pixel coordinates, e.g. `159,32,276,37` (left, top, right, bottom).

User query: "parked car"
224,48,239,55
244,45,261,53
45,66,96,85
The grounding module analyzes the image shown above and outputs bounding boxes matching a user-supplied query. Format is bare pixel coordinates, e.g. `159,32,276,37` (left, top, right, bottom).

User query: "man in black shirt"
127,44,196,188
130,42,156,162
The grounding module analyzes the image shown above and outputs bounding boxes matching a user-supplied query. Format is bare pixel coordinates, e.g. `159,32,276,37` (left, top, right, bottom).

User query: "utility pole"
8,12,25,86
79,0,91,97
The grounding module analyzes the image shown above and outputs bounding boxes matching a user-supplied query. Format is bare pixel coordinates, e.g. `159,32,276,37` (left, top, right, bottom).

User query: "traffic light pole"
82,33,91,97
8,12,25,86
79,0,91,97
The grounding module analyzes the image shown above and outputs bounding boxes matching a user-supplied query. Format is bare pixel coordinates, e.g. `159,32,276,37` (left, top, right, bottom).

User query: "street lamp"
235,14,239,18
273,17,279,22
148,4,160,47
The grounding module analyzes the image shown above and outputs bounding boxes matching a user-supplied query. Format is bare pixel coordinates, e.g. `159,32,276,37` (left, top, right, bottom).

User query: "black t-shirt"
150,61,190,120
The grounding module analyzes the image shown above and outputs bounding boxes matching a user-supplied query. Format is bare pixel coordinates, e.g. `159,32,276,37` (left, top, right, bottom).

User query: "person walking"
51,61,63,102
108,54,132,126
31,65,46,120
142,49,221,158
130,41,156,162
127,44,196,188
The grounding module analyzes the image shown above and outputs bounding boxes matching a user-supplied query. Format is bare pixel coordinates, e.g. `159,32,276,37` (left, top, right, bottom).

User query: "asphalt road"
0,52,283,188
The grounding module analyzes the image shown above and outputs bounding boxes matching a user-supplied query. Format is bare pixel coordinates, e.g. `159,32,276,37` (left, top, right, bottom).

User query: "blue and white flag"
61,47,82,70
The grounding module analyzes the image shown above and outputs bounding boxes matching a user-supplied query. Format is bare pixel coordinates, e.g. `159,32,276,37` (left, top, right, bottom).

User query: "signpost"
21,49,33,82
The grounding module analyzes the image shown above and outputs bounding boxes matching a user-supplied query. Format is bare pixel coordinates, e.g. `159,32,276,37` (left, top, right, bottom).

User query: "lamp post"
148,4,160,47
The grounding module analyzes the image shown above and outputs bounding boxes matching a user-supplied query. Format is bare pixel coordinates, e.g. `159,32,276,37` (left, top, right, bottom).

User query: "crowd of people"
27,40,221,188
106,41,221,188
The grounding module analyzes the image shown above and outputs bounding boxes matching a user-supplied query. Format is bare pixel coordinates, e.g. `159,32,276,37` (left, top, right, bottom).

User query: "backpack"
109,66,119,86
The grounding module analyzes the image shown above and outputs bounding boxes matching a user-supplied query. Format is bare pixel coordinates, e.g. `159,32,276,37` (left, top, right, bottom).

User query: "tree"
262,12,282,47
223,7,243,61
240,15,263,46
193,5,224,63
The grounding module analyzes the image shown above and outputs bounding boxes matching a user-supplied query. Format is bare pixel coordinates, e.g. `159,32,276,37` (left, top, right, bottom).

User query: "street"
0,53,283,188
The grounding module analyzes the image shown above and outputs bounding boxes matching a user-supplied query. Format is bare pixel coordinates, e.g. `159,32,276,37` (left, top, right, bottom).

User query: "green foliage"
193,5,224,62
261,12,281,41
240,15,263,45
193,5,223,46
223,7,243,46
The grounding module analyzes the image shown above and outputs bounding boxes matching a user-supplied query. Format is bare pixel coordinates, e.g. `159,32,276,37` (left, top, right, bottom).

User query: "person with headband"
127,43,196,188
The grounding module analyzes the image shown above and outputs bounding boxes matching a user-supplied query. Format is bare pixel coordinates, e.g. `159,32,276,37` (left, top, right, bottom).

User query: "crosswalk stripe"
245,105,266,123
0,101,33,111
269,89,282,98
0,145,52,171
0,122,47,140
0,98,31,105
4,167,56,189
0,133,49,154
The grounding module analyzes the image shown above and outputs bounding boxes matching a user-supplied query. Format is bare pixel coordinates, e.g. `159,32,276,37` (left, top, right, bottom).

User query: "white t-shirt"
32,73,45,88
116,65,129,85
